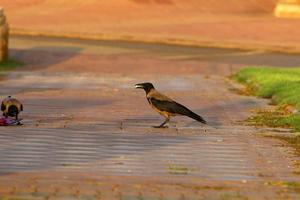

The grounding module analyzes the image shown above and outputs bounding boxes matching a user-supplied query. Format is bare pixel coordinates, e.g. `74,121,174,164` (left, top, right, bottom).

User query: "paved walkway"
1,35,300,199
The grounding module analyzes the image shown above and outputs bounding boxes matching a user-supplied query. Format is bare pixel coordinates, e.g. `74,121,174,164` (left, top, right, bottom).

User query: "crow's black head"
135,82,155,94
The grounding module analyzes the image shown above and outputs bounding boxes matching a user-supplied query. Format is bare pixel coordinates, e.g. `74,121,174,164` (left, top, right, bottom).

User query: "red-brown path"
1,35,300,199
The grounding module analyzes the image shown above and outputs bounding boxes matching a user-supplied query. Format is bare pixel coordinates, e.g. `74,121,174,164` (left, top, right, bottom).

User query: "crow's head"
135,82,155,94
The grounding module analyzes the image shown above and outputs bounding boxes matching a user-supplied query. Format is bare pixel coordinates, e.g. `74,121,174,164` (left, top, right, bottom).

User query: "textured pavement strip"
0,126,290,181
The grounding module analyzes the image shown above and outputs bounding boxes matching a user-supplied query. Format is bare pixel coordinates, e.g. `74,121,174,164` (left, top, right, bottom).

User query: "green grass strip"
235,67,300,131
0,59,23,71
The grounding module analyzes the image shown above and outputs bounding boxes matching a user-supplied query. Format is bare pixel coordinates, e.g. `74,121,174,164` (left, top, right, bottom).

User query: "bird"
1,96,23,120
135,82,207,128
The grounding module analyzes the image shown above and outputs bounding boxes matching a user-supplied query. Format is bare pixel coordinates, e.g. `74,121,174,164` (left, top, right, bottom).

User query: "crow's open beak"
134,84,143,89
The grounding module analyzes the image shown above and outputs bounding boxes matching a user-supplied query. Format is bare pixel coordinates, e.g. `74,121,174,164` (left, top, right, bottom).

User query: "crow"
135,82,206,128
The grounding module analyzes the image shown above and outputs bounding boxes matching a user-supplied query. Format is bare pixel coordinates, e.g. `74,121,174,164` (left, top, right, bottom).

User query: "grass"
235,67,300,131
168,164,191,175
245,109,294,129
266,181,300,193
0,59,23,71
219,192,248,200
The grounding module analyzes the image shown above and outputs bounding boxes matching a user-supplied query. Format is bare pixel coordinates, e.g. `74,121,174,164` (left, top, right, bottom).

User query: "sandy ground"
2,0,300,53
0,35,300,199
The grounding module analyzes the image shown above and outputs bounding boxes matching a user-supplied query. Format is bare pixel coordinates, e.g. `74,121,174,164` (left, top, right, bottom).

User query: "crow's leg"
153,117,170,128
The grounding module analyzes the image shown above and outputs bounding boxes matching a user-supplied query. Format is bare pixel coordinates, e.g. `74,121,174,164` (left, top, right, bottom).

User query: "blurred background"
0,0,300,52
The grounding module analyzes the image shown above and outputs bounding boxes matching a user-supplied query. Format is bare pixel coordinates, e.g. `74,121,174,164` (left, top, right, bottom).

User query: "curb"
10,28,300,55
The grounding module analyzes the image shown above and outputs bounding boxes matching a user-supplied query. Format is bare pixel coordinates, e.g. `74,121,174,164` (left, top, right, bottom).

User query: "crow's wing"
150,98,206,124
150,98,188,115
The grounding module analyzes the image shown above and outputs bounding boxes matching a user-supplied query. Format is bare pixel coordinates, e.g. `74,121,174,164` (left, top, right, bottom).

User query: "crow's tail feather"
174,102,207,124
185,110,207,124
